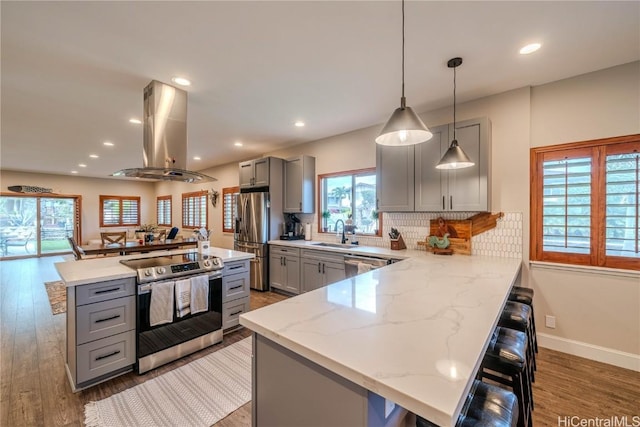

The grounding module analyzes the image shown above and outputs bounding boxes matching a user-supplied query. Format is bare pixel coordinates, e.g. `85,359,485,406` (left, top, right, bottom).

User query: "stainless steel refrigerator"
234,191,281,291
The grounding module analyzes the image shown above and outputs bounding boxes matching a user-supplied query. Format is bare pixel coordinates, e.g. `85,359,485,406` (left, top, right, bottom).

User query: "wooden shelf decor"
423,212,504,255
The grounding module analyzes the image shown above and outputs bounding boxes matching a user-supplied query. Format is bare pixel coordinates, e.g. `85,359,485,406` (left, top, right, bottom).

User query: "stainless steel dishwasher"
344,254,397,277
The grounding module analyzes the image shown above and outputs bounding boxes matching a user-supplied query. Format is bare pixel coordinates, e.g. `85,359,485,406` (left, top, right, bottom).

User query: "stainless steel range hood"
112,80,216,183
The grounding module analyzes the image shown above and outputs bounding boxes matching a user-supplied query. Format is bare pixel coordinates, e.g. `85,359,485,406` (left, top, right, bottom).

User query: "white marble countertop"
268,239,420,259
55,247,255,287
240,253,522,427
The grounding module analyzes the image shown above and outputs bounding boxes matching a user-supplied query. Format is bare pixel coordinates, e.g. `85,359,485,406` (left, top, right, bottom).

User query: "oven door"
136,272,222,373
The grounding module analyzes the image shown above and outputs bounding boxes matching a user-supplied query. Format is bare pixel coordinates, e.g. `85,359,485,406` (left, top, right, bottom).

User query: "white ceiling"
1,1,638,180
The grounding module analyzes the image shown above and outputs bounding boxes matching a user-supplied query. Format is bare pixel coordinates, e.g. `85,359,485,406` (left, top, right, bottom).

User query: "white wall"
528,61,640,361
0,170,156,244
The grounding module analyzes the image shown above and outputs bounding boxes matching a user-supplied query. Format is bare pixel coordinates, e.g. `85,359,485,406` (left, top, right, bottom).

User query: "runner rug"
84,337,252,427
44,280,67,315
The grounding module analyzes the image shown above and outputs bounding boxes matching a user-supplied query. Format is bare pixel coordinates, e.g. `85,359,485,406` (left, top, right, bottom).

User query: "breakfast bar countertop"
55,247,255,287
240,253,522,426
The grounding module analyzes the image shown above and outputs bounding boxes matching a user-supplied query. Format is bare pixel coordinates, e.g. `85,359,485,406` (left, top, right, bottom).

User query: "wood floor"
1,256,638,427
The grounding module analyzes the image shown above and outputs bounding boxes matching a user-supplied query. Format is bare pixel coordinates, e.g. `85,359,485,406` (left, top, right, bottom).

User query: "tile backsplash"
295,211,523,259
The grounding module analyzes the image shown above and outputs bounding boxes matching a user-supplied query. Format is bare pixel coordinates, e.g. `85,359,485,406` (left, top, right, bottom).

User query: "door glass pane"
0,196,37,257
40,197,75,254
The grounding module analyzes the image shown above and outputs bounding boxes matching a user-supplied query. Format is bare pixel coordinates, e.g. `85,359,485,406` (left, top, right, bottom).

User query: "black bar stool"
416,379,519,427
509,286,538,354
479,327,532,427
499,300,536,380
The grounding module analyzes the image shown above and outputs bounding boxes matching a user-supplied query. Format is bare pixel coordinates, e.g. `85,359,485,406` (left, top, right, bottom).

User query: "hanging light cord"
453,62,457,141
401,0,406,107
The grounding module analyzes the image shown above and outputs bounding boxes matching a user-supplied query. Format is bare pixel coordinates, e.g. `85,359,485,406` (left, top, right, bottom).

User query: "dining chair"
67,237,87,260
100,232,126,245
167,227,179,239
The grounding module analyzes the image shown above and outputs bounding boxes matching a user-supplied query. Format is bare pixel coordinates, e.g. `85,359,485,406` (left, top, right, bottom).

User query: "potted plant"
371,210,379,235
138,224,158,242
321,211,331,232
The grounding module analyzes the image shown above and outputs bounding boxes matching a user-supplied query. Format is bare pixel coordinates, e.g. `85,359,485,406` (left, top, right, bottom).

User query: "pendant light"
375,0,432,146
436,57,475,169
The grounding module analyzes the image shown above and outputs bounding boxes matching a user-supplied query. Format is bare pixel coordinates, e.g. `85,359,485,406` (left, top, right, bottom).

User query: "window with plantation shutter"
157,196,172,227
541,157,591,254
531,135,639,271
100,195,140,227
222,186,239,233
182,191,208,229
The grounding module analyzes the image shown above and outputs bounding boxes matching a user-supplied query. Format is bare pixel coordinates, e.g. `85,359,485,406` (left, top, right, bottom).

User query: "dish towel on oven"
175,278,191,318
150,280,175,327
190,274,209,315
357,262,373,274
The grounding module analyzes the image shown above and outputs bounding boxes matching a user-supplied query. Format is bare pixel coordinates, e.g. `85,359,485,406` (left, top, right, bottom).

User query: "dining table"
79,238,198,256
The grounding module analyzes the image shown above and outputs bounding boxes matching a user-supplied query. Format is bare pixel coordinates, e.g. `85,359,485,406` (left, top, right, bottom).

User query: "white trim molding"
530,261,640,279
538,333,640,372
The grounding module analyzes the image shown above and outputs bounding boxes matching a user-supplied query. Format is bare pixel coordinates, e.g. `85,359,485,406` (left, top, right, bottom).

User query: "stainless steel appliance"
344,254,399,278
120,253,224,374
234,191,280,291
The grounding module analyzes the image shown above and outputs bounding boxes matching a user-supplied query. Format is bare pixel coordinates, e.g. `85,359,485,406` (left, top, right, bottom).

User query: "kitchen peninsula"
240,253,522,427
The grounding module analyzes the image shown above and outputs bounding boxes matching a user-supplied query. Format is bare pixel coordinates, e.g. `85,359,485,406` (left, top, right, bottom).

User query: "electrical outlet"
545,315,556,329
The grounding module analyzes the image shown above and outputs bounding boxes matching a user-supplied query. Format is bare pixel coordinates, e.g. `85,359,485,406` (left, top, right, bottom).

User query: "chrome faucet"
334,219,347,244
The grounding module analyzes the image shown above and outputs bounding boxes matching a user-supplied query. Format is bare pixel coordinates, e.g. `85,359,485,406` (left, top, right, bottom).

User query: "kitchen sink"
311,242,360,249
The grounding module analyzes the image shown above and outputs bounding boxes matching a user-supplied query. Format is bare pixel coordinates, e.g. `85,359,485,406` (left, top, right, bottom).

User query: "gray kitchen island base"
252,333,407,427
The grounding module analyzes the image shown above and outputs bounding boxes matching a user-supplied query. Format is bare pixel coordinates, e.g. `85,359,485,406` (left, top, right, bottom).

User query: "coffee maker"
280,213,304,240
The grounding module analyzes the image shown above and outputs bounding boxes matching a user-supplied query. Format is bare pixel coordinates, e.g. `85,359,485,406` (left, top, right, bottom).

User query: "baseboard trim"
538,333,640,372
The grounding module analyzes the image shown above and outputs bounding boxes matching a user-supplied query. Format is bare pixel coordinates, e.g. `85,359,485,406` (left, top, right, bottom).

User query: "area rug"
44,280,66,315
85,337,252,427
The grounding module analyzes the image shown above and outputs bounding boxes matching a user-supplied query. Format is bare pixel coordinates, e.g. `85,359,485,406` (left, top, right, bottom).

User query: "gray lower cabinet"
269,245,301,294
301,249,345,293
222,259,251,332
67,277,136,391
253,334,407,427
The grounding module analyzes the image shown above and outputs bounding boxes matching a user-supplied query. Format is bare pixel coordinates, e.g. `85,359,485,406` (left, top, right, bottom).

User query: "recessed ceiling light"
129,118,142,124
78,163,87,168
171,77,191,86
193,156,201,161
71,171,78,174
294,121,305,127
234,142,243,147
519,43,542,55
103,141,114,146
89,154,99,159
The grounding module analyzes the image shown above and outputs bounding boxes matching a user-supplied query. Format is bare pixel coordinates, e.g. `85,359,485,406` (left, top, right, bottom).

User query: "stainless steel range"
120,253,225,373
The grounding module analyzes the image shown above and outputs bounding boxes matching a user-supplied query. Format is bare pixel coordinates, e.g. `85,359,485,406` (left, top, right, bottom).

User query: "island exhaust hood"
111,80,216,183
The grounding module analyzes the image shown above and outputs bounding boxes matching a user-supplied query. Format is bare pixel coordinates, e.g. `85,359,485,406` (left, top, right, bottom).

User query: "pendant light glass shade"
436,57,474,170
376,0,432,146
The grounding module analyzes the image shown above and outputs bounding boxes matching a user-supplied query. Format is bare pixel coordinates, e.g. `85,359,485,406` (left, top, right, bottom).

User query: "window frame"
530,134,639,271
317,167,382,237
156,195,172,227
222,186,239,233
181,190,208,230
99,195,140,228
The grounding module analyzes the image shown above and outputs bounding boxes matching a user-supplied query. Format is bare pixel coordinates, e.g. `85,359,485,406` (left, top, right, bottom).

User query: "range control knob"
212,258,219,265
156,267,166,274
144,268,153,277
202,259,212,268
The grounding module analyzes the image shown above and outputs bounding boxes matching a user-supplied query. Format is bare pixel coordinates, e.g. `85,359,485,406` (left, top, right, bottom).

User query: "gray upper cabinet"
415,124,449,211
376,144,415,212
378,117,490,212
284,155,316,213
239,157,272,188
